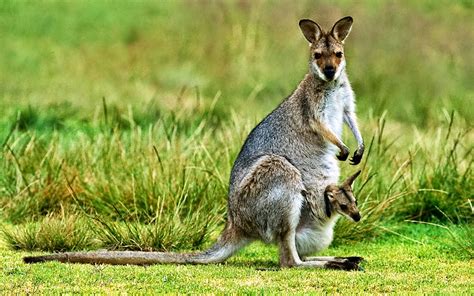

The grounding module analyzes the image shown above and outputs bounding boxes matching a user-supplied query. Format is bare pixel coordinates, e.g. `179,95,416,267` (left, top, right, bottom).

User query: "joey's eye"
314,52,322,59
340,204,348,211
335,52,343,58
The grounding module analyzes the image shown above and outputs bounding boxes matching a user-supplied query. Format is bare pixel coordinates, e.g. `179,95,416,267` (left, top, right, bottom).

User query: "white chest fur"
319,86,346,138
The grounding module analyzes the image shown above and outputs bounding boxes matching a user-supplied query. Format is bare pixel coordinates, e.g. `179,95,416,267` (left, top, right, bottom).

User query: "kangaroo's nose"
323,66,336,80
352,213,361,222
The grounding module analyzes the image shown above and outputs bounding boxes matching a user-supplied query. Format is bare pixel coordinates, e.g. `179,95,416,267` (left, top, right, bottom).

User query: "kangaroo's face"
299,17,353,82
325,170,361,222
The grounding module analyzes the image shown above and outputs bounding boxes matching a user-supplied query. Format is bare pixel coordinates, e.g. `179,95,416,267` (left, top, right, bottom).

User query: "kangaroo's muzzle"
323,66,336,80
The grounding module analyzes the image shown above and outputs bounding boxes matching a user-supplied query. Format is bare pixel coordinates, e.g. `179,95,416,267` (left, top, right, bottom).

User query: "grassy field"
0,0,472,293
1,224,473,294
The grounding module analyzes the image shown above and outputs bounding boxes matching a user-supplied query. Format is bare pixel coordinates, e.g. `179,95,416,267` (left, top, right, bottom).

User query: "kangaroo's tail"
24,227,247,265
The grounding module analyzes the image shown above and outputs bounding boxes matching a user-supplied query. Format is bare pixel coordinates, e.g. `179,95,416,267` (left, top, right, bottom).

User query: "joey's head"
299,16,353,82
324,170,361,222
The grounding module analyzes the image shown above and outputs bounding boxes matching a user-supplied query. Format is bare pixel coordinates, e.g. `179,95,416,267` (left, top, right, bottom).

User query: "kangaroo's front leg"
344,111,364,165
310,119,350,161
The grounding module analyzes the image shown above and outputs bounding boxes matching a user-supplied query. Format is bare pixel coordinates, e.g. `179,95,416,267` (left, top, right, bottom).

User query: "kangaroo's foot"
340,256,364,264
303,256,364,264
297,259,363,271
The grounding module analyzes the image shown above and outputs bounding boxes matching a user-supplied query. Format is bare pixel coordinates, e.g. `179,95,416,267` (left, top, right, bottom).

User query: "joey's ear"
343,170,361,187
299,19,323,44
331,16,353,42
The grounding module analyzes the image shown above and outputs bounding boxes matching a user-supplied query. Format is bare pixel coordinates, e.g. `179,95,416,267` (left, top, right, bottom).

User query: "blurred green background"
1,0,472,127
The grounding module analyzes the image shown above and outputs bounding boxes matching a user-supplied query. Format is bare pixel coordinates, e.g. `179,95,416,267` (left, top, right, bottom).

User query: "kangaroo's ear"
299,19,323,44
331,16,353,43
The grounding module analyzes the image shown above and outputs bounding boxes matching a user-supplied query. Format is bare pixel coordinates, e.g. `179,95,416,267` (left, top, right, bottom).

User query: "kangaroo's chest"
317,88,345,138
293,87,346,186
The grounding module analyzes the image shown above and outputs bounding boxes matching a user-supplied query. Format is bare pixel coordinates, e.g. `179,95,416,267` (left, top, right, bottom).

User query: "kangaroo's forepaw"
349,145,364,165
337,146,350,161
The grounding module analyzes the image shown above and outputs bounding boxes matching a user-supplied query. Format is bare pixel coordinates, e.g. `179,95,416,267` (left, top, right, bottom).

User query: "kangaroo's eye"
340,204,348,211
335,52,343,58
314,52,322,59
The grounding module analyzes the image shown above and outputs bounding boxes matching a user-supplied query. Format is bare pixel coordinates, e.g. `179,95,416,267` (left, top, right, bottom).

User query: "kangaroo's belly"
295,216,339,256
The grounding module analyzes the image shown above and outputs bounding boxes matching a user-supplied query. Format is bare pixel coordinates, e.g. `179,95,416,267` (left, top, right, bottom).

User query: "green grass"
0,0,473,293
1,224,472,294
1,106,471,251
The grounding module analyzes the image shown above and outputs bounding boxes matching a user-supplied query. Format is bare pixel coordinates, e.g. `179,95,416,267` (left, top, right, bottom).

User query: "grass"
2,215,97,252
0,0,473,293
1,224,472,294
2,105,471,251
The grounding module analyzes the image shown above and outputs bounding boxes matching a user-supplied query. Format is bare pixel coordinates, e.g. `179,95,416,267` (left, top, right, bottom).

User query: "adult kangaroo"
24,16,364,270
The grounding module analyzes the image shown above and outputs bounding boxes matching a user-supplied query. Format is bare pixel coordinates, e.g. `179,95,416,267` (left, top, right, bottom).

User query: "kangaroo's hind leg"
279,238,362,270
230,154,306,268
278,225,303,267
231,155,362,270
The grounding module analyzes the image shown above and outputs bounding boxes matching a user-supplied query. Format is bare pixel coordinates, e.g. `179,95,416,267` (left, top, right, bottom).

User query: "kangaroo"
24,16,365,270
24,171,363,270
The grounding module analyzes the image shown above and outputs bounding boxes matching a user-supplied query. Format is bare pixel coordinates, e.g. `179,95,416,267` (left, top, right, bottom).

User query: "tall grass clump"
1,215,96,252
401,113,472,222
2,101,472,251
0,98,249,251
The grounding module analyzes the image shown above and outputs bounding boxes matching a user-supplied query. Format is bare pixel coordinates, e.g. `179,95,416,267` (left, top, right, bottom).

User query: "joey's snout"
323,65,336,80
351,212,361,222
